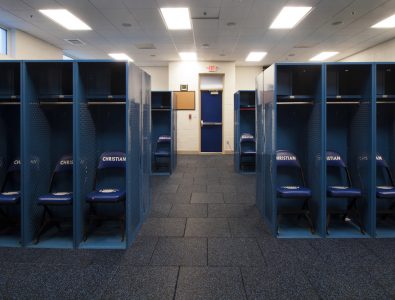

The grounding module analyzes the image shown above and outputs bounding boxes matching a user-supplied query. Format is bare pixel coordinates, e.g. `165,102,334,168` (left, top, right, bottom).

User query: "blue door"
201,90,222,152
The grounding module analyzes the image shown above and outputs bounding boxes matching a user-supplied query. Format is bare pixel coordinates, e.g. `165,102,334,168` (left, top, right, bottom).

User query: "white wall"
141,66,168,91
342,37,395,62
169,61,236,153
0,29,62,60
235,66,262,90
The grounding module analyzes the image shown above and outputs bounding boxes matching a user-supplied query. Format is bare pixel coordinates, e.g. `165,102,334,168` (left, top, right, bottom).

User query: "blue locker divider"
22,61,74,248
151,91,176,175
325,63,374,238
0,61,22,247
234,90,256,173
142,73,151,219
257,63,325,238
375,63,395,237
255,73,264,218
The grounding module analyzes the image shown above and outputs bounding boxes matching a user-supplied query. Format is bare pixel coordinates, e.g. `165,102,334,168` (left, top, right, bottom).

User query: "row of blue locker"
256,62,395,238
0,60,151,249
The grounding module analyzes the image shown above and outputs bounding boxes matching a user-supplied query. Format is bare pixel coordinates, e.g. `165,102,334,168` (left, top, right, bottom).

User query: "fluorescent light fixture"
372,14,395,28
179,52,197,61
39,9,91,30
270,6,312,29
245,52,267,62
160,7,191,30
310,51,339,61
108,53,133,62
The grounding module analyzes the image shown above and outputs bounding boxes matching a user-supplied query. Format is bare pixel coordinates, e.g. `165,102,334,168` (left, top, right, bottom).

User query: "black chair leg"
326,212,331,235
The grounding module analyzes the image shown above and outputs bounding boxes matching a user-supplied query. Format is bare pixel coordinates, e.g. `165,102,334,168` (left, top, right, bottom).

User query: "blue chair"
276,150,314,233
34,155,73,243
240,133,256,171
0,159,21,227
84,152,126,241
154,135,171,171
326,151,364,234
376,154,395,217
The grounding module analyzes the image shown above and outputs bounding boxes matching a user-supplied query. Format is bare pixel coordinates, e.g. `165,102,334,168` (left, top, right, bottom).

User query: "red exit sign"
207,65,218,72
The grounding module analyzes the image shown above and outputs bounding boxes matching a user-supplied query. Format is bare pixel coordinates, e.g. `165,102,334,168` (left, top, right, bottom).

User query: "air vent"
293,45,311,49
64,38,85,46
135,43,156,50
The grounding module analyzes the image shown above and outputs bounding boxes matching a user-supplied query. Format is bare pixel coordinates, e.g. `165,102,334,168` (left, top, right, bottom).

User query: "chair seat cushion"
327,186,361,198
0,191,20,204
241,150,256,156
38,192,73,205
277,186,311,198
155,150,170,157
377,186,395,198
86,189,125,203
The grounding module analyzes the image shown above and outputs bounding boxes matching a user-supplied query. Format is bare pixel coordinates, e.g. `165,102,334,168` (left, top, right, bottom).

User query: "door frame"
198,73,225,154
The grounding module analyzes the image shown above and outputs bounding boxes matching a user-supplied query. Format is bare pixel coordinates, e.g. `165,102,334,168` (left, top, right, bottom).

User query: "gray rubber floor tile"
150,202,172,217
103,266,178,300
5,263,116,299
223,192,255,204
302,264,391,299
177,184,207,193
364,263,395,297
151,237,207,266
175,267,246,300
155,192,192,204
153,183,179,194
228,217,268,237
0,247,44,264
241,265,319,300
168,204,208,218
120,236,159,265
185,218,231,237
309,239,381,266
208,204,260,218
208,238,264,266
207,184,237,193
360,238,395,264
139,218,186,237
34,248,94,266
191,192,224,204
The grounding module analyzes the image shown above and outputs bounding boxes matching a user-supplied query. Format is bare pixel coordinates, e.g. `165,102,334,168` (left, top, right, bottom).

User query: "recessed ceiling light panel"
108,53,134,62
39,9,91,30
310,51,338,61
179,52,197,61
160,7,191,30
270,6,312,29
245,52,267,62
372,14,395,28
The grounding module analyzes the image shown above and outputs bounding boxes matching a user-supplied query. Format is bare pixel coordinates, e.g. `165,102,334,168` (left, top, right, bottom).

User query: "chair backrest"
240,133,255,143
98,152,126,170
376,153,395,186
376,153,389,168
50,155,73,193
326,151,347,168
1,158,21,192
157,135,171,143
276,150,301,168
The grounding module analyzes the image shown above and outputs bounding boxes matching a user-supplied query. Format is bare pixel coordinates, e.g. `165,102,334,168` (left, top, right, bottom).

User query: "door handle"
201,121,222,126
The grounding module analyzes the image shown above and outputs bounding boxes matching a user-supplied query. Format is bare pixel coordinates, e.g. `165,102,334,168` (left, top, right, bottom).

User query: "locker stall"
23,61,74,248
151,91,176,175
75,61,146,249
0,62,22,247
325,63,374,237
257,63,324,237
234,90,256,173
375,63,395,237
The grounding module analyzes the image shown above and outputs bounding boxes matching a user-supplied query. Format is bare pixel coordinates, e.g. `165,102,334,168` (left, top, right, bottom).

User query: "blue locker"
22,61,74,248
151,91,176,175
0,61,22,247
234,90,256,173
